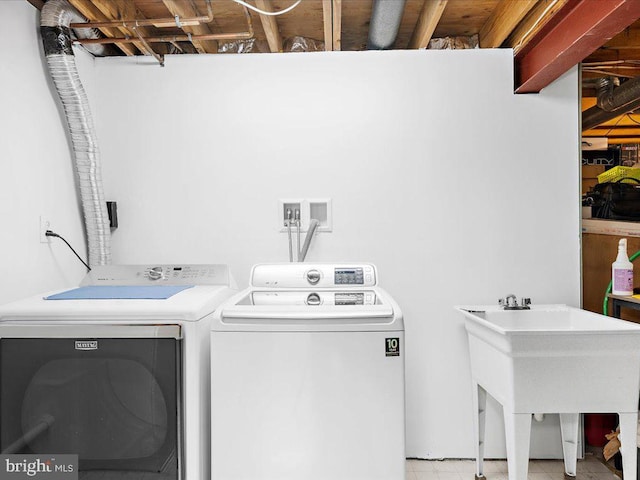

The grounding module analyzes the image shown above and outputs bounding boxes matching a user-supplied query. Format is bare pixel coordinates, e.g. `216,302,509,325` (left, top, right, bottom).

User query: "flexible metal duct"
583,76,640,130
41,0,111,267
595,76,640,112
367,0,406,50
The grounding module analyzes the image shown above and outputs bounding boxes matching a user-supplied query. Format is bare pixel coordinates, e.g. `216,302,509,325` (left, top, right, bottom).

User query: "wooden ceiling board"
76,0,165,54
582,56,640,80
394,0,429,49
81,0,269,52
585,127,640,135
254,0,283,51
408,0,449,49
53,0,502,53
331,0,341,50
505,0,570,54
602,23,640,48
582,20,640,86
161,0,218,53
433,0,497,37
130,0,173,17
271,0,325,45
584,114,640,128
478,0,538,48
68,0,139,55
340,0,372,51
206,2,270,51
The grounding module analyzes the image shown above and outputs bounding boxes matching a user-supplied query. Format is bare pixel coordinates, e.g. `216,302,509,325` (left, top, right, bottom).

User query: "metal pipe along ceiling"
41,0,112,267
69,0,213,29
367,0,407,50
583,76,640,130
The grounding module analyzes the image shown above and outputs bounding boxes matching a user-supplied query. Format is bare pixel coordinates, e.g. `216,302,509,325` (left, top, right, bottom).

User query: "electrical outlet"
40,216,51,243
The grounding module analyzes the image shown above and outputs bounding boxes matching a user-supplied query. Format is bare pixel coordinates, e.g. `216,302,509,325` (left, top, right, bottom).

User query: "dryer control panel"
251,264,377,288
80,264,230,286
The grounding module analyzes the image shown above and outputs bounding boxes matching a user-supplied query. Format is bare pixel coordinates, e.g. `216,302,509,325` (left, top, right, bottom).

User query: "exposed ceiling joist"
479,0,538,48
408,0,448,49
95,0,157,56
322,0,332,51
68,0,138,56
331,0,341,51
505,0,570,55
516,0,640,93
321,0,341,51
255,0,283,53
161,0,218,54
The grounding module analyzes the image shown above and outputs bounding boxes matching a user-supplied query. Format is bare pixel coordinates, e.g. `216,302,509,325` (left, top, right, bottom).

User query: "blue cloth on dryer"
45,285,194,300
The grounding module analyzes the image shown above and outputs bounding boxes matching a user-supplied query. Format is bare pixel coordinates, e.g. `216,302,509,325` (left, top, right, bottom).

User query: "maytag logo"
74,340,97,351
0,455,77,480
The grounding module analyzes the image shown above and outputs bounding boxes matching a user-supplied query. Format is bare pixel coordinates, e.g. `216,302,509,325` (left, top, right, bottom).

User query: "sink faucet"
499,294,531,310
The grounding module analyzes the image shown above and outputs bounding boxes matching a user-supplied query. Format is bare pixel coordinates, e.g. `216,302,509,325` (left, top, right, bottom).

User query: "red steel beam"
515,0,640,94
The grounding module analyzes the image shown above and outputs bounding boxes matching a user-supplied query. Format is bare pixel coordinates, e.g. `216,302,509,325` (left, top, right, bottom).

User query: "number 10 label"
385,337,400,357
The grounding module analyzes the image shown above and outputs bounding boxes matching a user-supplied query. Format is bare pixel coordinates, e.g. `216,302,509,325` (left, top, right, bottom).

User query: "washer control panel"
306,270,321,285
251,264,376,288
80,264,230,286
334,268,364,285
335,292,368,305
250,291,378,306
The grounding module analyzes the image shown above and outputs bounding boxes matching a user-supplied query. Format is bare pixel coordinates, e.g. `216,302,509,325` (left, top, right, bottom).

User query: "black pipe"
583,76,640,130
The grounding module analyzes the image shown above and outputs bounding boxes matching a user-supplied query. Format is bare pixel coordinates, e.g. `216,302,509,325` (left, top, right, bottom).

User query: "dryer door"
0,326,181,480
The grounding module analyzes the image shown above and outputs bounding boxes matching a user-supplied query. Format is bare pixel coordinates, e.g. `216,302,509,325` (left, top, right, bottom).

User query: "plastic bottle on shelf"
612,238,634,296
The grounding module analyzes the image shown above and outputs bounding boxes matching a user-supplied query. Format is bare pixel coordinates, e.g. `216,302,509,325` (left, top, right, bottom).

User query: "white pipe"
299,219,320,262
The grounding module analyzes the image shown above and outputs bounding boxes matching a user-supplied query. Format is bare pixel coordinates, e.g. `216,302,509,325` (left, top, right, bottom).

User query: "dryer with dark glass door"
0,264,236,480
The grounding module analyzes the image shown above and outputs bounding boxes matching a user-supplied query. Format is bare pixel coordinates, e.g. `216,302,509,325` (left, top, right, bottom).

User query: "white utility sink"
456,304,640,480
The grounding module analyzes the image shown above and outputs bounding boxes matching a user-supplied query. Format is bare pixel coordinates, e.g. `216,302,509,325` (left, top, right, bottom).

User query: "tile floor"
405,455,619,480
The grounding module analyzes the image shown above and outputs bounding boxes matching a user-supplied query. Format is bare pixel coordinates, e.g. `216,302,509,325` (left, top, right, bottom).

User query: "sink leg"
618,412,638,480
504,413,531,480
472,382,487,478
559,413,579,476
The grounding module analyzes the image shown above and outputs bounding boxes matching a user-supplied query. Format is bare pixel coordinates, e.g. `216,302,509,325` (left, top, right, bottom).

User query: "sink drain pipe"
40,0,112,267
602,249,640,315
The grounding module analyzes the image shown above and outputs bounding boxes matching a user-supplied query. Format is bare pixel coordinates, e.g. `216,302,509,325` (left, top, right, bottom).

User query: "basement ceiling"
33,0,544,56
583,16,640,144
28,0,640,142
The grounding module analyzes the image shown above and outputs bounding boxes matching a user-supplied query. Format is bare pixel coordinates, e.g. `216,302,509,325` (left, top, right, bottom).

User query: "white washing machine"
211,263,405,480
0,264,236,480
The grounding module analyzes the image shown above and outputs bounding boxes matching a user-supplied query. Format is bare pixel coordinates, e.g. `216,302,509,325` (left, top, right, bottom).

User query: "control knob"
306,293,321,306
306,269,321,285
148,267,163,280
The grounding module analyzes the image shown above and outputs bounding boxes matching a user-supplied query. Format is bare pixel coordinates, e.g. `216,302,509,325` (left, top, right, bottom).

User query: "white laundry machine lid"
214,289,402,332
0,265,237,323
223,289,393,319
213,263,403,332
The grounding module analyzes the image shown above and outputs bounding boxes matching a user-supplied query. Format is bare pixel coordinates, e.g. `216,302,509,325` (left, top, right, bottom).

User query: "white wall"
0,1,94,304
89,50,580,458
